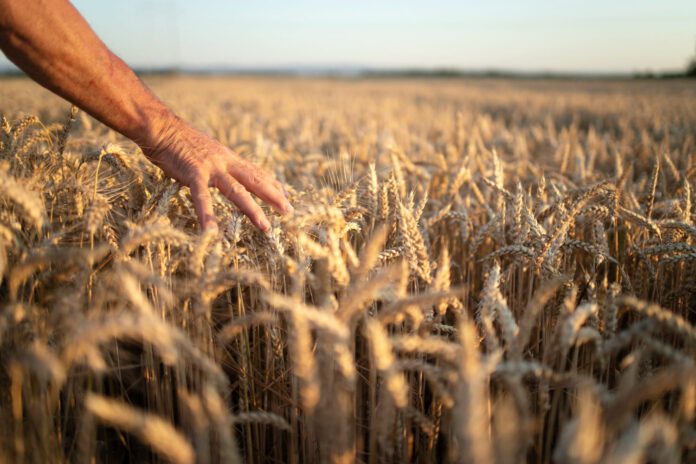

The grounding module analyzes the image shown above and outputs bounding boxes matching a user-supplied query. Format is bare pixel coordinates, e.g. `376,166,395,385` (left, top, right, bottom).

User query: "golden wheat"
0,76,694,463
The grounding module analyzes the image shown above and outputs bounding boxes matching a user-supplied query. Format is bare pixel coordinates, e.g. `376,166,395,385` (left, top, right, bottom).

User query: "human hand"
141,115,292,233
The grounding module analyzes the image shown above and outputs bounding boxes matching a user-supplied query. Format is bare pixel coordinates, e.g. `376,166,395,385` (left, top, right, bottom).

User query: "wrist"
133,105,182,158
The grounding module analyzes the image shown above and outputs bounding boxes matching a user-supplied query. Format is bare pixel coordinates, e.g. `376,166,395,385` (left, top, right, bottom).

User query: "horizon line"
0,63,692,79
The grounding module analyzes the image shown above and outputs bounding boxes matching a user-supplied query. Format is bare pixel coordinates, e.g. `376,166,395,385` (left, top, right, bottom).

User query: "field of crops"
0,76,695,463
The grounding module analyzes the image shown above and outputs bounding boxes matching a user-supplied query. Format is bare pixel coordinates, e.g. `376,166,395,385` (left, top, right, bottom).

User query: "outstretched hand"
143,117,293,233
0,0,293,233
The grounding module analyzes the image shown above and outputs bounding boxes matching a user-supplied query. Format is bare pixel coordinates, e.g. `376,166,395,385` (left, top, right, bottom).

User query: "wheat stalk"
85,394,194,464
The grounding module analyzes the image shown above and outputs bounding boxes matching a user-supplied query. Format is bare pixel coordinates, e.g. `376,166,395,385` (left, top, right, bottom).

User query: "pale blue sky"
2,1,695,73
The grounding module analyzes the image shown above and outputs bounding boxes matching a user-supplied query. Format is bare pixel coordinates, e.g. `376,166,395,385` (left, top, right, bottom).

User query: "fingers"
190,180,218,234
228,157,293,215
213,173,271,232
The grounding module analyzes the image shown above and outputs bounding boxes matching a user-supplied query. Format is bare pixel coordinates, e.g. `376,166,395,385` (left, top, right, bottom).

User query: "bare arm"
0,0,291,232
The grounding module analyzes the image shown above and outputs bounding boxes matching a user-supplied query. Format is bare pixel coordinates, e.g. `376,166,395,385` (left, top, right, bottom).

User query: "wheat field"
0,76,695,463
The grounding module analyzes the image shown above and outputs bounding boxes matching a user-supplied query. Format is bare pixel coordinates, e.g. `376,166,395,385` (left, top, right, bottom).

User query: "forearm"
0,0,291,232
0,0,173,148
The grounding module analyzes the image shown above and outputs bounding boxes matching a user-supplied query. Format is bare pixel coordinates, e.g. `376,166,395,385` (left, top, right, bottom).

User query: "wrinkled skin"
0,0,292,232
144,116,292,232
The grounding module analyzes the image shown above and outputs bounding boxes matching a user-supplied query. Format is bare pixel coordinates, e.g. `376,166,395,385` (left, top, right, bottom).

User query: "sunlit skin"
0,0,292,232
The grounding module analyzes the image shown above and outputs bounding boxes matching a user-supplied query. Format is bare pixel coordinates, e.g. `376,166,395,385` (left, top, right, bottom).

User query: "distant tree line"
687,53,696,77
684,38,696,77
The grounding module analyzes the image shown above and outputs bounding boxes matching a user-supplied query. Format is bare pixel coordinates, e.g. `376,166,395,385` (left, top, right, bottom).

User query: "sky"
1,0,695,74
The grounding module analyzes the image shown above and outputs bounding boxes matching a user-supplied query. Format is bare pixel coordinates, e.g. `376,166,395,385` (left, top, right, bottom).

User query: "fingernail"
259,217,271,231
285,202,295,214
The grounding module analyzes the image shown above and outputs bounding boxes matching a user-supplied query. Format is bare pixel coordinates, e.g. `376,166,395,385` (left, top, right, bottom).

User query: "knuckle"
213,158,229,174
247,167,263,184
228,182,247,196
192,172,211,189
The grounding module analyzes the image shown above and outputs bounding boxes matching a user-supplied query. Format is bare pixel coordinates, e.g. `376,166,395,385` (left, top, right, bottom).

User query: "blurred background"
1,0,695,77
